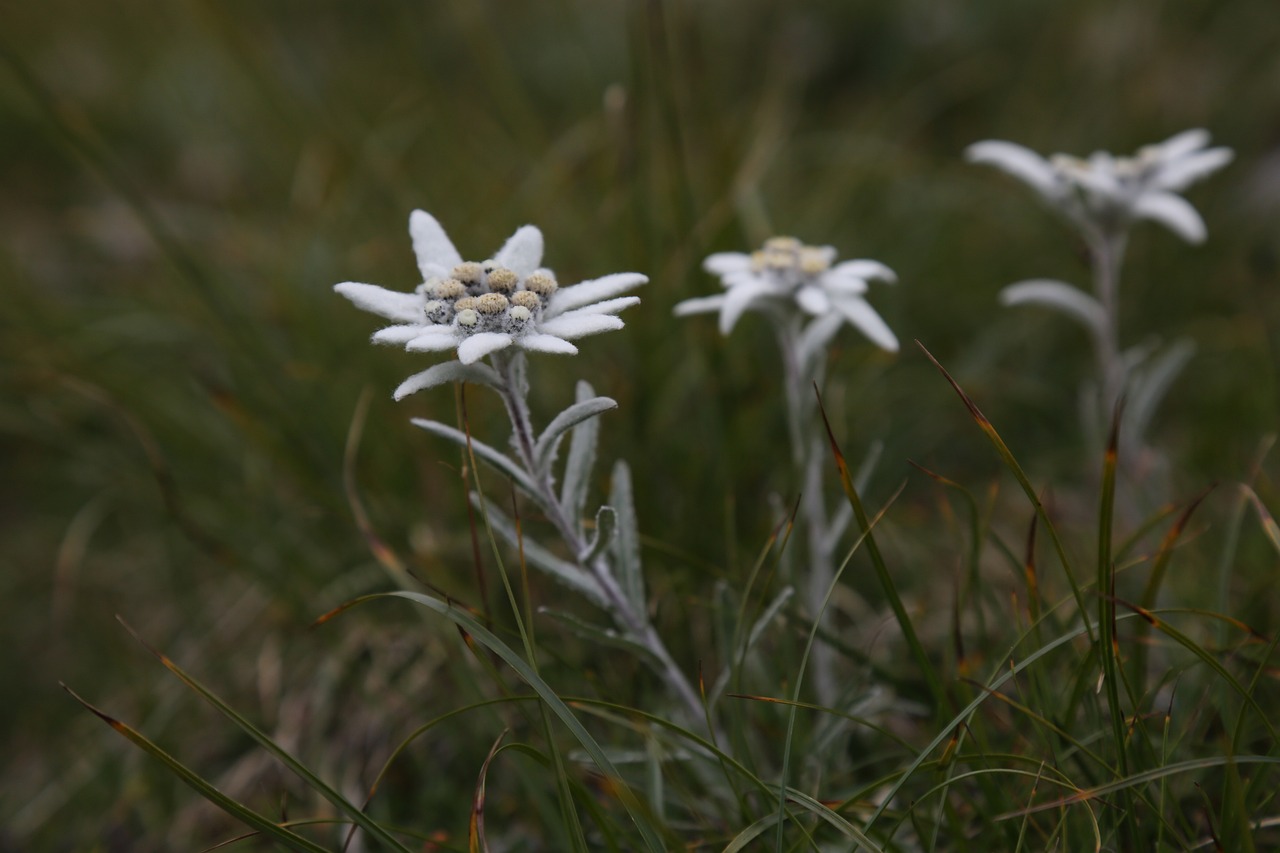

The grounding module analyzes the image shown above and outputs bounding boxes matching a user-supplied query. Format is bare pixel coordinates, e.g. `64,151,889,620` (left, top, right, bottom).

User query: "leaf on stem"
999,279,1106,338
1124,338,1195,445
413,419,541,498
581,505,617,564
796,314,844,373
394,361,503,400
534,396,618,476
608,460,645,614
471,494,605,607
559,381,602,533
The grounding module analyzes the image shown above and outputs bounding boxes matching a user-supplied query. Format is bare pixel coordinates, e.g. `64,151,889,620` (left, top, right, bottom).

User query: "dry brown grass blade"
470,729,509,853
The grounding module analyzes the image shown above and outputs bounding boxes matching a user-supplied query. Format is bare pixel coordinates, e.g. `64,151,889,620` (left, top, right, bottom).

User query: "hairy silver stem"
776,322,838,707
490,353,710,731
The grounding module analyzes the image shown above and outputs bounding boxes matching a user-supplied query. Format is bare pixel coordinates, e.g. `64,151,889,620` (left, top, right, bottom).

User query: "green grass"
3,0,1279,849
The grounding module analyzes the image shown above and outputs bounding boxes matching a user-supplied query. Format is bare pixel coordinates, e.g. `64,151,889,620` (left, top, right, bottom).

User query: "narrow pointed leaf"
334,282,423,324
917,341,1093,644
581,505,616,563
999,279,1106,337
1132,191,1207,243
559,381,600,531
1125,338,1195,444
608,459,645,613
409,209,463,275
473,495,604,606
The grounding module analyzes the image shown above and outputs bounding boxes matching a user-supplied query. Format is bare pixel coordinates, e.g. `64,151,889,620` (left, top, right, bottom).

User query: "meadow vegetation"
3,1,1279,849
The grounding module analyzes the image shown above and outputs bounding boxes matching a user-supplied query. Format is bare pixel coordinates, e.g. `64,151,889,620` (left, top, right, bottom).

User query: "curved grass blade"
917,341,1094,645
864,620,1105,832
815,385,944,707
773,476,904,852
1112,602,1278,742
343,388,416,590
61,683,332,853
114,618,413,852
470,730,509,853
1097,400,1128,779
1139,486,1214,611
472,494,603,606
996,755,1280,820
723,786,881,852
332,590,668,852
1132,485,1213,687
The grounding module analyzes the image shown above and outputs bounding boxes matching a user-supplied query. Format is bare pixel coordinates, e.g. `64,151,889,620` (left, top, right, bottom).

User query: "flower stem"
776,322,838,707
490,353,710,730
1087,227,1129,427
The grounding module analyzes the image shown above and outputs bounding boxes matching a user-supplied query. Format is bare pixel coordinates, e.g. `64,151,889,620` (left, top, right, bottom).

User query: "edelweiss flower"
334,210,645,365
674,236,899,352
966,129,1233,243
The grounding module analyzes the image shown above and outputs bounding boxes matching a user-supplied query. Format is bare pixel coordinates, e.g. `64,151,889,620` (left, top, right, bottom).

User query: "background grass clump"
3,0,1279,849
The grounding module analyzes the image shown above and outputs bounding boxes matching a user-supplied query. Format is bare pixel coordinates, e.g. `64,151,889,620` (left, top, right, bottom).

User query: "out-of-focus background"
3,1,1277,848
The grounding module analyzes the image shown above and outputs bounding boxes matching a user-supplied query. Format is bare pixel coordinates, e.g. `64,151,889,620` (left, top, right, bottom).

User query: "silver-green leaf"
534,396,618,475
473,494,604,607
412,418,541,499
559,381,601,532
608,459,645,613
999,279,1106,338
393,361,503,400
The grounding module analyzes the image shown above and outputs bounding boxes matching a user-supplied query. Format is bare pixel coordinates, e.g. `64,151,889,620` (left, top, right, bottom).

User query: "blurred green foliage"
2,0,1278,848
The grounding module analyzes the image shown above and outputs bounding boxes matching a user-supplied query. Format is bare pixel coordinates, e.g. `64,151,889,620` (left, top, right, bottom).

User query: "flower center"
749,236,832,287
418,262,559,338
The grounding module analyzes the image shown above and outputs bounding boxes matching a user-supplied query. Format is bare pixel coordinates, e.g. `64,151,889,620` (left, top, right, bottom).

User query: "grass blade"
114,618,413,852
329,590,668,852
61,684,332,853
814,384,945,709
917,341,1095,645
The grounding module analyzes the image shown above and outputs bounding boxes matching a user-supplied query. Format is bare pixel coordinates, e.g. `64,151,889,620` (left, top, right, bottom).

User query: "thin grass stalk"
917,341,1097,648
815,386,947,711
772,482,900,852
1132,486,1213,691
1097,405,1129,781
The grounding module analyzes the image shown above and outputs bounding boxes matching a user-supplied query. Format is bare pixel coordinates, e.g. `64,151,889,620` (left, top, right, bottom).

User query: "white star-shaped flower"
674,236,899,352
966,129,1233,243
333,210,645,371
